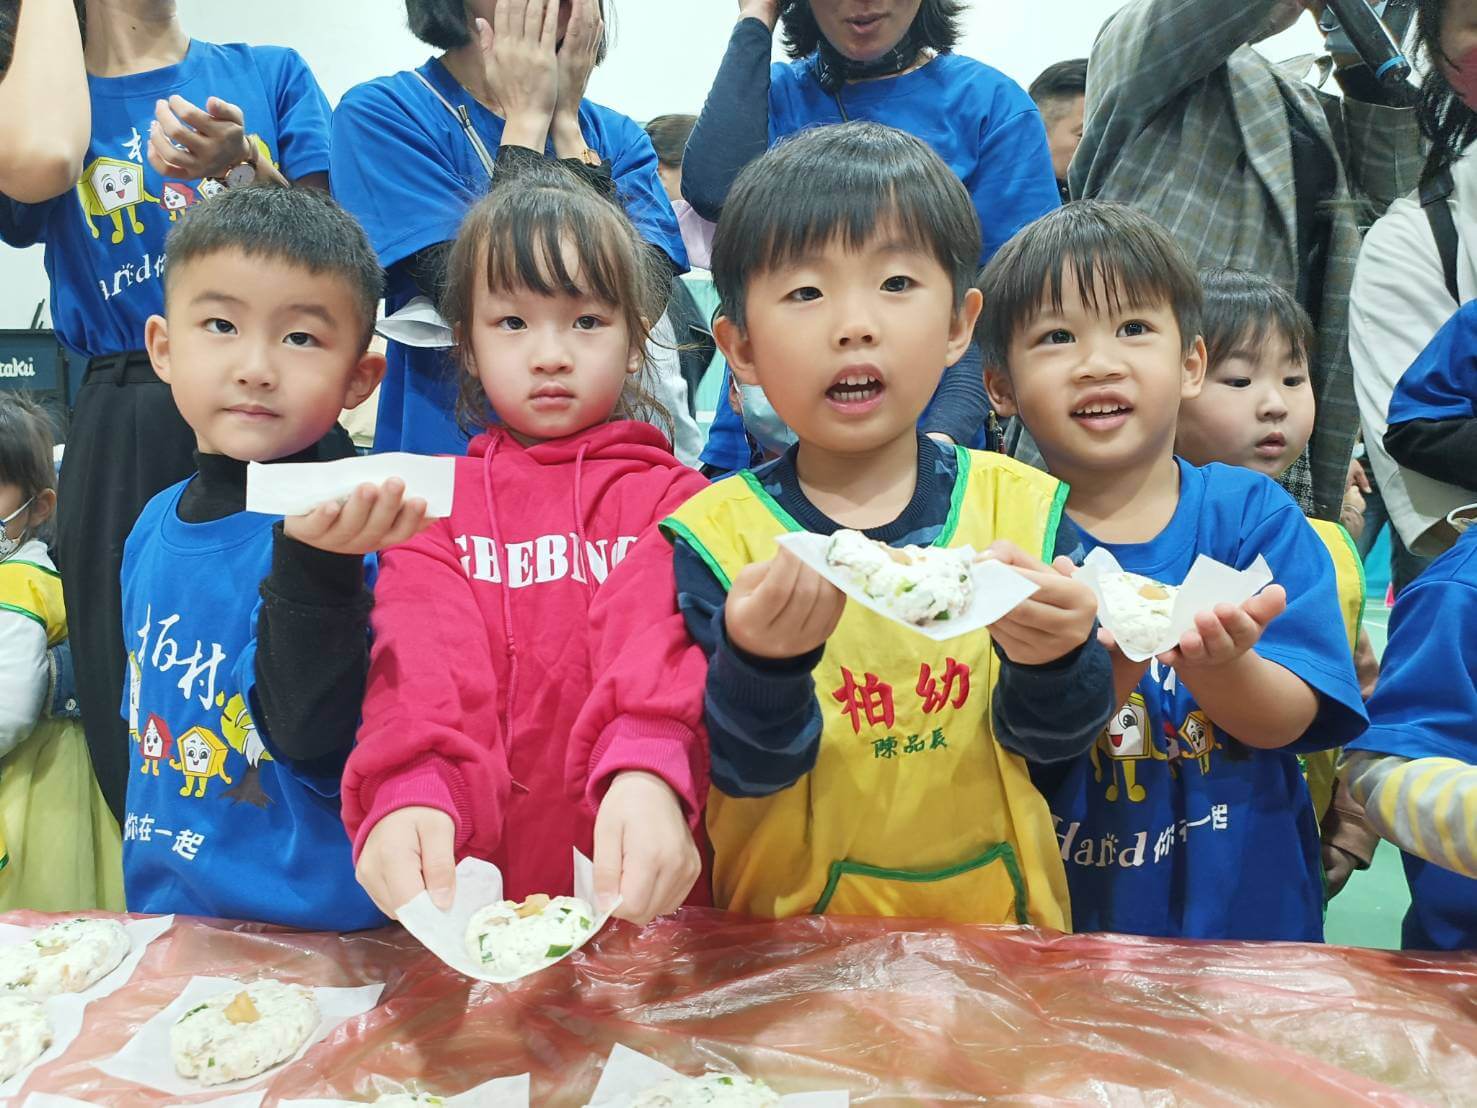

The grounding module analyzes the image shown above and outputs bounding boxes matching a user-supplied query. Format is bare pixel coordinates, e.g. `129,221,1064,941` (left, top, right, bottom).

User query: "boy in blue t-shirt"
121,187,429,930
976,202,1368,941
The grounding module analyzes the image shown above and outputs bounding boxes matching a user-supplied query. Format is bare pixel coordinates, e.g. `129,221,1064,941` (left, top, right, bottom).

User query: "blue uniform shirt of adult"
1038,461,1368,942
687,20,1062,471
0,41,331,381
331,59,687,456
120,482,385,931
1347,524,1477,951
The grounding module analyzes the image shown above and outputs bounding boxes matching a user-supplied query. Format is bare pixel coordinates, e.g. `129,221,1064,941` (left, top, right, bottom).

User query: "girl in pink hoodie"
344,160,710,925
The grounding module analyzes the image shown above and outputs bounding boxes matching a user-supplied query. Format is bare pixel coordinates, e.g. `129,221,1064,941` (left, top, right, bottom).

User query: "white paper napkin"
1447,502,1477,534
96,976,383,1096
21,1096,267,1108
1075,548,1276,663
584,1045,850,1107
279,1074,530,1108
245,453,455,518
375,296,455,350
774,532,1039,643
397,850,618,985
0,915,174,1098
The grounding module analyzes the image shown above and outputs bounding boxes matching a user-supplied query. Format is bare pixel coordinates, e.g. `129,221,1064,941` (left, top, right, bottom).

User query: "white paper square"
22,1096,267,1108
95,976,383,1096
245,453,455,518
397,850,617,985
1075,548,1276,662
280,1073,530,1108
774,532,1038,642
0,915,174,1098
585,1045,849,1107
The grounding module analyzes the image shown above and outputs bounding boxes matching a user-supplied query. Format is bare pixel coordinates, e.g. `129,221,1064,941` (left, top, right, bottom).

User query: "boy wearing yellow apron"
578,125,1116,928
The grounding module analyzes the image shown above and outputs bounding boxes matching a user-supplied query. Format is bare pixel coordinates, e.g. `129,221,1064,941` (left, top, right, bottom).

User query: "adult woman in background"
1350,0,1477,578
332,0,696,459
683,0,1059,473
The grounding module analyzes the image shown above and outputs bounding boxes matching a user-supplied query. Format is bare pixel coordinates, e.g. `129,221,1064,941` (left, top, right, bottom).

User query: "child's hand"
724,546,846,660
1095,627,1154,709
1322,842,1359,900
593,771,701,926
355,806,456,920
475,0,560,142
1157,586,1287,671
283,479,431,556
148,95,250,180
1341,459,1371,541
554,0,603,122
984,542,1099,666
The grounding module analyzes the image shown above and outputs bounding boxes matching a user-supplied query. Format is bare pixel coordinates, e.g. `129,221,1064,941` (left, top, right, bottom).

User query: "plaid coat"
1068,0,1424,520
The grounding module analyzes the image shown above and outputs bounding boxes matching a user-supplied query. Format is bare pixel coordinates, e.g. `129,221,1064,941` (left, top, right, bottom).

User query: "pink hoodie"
344,422,711,903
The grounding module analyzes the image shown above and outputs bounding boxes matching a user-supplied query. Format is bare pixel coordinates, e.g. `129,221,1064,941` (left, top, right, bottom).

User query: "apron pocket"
813,842,1028,924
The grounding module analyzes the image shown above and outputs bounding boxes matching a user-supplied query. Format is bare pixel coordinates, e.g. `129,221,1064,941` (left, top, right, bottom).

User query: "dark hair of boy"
644,113,697,169
710,121,981,328
162,186,386,350
0,394,56,503
405,0,609,63
438,158,670,436
1198,267,1315,373
1415,0,1477,180
1027,58,1087,114
0,0,85,70
974,199,1203,371
777,0,963,59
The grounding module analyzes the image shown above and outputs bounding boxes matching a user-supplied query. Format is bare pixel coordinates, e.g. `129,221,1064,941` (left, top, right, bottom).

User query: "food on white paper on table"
0,996,52,1080
170,979,318,1086
621,1072,782,1107
825,530,974,627
1098,570,1179,656
374,1096,446,1106
0,918,129,998
463,894,596,978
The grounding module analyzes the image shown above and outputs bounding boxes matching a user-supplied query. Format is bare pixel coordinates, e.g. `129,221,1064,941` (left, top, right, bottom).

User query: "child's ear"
1181,334,1208,400
28,488,56,529
713,315,759,386
341,348,387,411
984,365,1018,418
144,315,172,384
947,289,984,366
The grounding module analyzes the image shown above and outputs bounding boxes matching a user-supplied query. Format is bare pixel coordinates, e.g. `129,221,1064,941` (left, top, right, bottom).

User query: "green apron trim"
1332,521,1368,638
0,602,45,631
1042,480,1069,563
739,471,806,534
936,445,972,546
661,517,732,590
812,841,1029,923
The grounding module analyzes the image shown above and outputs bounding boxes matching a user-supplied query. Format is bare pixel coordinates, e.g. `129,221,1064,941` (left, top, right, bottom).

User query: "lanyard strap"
414,70,498,180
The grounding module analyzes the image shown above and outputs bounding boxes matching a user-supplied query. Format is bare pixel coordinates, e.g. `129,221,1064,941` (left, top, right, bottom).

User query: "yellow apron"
0,560,124,912
1302,520,1366,823
665,448,1073,929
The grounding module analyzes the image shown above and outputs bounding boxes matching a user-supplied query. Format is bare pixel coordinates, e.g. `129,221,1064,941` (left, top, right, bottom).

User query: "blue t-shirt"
0,41,331,377
701,52,1058,473
1388,298,1477,427
1038,461,1368,942
331,59,687,456
119,483,384,931
1348,525,1477,951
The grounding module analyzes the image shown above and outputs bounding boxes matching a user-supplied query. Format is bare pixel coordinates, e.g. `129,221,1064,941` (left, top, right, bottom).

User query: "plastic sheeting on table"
3,909,1474,1106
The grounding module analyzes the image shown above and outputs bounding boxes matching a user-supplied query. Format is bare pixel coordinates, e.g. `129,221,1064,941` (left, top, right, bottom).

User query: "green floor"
1323,604,1410,950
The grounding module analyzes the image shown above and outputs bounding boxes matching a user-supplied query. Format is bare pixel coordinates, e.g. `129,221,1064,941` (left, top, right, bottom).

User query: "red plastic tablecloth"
11,910,1476,1106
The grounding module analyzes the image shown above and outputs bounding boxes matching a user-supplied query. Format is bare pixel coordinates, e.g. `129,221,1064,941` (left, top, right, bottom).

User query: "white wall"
1,0,1327,330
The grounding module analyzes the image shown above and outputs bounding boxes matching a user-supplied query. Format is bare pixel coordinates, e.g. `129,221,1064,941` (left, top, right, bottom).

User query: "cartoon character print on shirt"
158,182,198,221
137,713,174,776
1177,710,1221,775
76,156,159,244
1088,693,1169,803
218,692,274,810
169,725,233,798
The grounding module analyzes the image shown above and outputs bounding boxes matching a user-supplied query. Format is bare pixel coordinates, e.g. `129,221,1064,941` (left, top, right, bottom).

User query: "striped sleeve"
1339,749,1477,878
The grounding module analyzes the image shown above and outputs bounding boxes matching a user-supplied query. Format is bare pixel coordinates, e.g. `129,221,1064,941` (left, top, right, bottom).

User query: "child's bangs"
478,198,626,308
753,182,943,277
1035,250,1179,326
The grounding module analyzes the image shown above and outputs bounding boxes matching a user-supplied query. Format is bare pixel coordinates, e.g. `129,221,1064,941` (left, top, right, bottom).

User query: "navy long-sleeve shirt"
673,436,1115,798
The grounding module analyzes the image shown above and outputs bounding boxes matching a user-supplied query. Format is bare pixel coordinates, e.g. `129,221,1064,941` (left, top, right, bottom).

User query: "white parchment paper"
246,453,455,518
584,1045,849,1107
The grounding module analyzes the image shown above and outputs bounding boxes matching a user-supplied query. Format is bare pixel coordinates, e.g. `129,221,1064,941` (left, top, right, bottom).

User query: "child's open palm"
283,478,432,557
1157,586,1288,671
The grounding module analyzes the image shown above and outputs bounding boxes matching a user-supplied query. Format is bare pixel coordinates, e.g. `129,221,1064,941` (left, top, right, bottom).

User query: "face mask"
737,384,799,456
0,496,35,564
1446,47,1477,110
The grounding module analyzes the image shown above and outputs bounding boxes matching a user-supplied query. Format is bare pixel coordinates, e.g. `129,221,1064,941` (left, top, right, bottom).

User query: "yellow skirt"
0,719,124,912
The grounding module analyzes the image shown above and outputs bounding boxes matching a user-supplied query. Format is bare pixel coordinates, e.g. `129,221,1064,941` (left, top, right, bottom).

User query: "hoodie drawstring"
572,442,597,601
481,433,521,747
